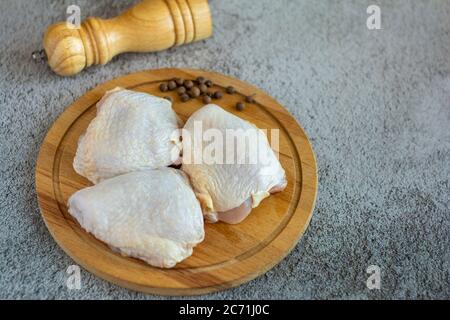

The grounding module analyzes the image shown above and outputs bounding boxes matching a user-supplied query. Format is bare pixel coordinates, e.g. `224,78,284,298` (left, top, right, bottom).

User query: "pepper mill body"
43,0,213,76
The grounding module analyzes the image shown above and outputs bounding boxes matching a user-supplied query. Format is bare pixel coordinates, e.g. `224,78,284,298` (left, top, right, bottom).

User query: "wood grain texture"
43,0,213,76
35,68,318,295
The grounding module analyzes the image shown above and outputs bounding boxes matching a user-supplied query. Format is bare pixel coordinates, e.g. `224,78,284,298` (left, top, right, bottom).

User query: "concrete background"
0,0,449,299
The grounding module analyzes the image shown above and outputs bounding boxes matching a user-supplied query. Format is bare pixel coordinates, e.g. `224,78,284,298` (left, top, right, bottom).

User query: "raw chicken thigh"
73,88,182,184
68,168,204,268
181,104,287,224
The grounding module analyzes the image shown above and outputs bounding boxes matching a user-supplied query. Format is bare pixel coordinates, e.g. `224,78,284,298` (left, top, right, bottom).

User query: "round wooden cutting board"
35,68,317,295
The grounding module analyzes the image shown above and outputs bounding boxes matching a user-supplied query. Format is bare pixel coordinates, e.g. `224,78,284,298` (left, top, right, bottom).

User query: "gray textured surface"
0,0,449,299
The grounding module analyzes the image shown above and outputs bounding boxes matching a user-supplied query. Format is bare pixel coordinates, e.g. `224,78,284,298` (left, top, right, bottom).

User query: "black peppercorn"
189,86,201,98
175,78,184,86
199,83,208,93
159,83,168,92
236,102,245,111
245,95,255,103
177,87,186,95
196,76,206,84
168,80,177,90
202,95,212,104
213,91,223,99
184,80,194,89
180,93,190,102
226,86,236,94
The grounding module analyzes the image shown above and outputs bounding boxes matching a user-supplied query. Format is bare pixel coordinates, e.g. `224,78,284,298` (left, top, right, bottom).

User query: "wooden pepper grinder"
42,0,213,76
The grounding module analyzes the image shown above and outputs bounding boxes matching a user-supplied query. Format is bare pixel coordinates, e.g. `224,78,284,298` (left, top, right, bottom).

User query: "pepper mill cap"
43,22,86,76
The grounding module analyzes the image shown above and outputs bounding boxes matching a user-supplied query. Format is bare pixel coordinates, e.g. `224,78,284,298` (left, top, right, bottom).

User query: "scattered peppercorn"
184,80,194,89
177,86,186,95
159,83,168,92
236,102,245,111
163,96,172,102
226,86,236,94
199,83,208,93
180,93,190,102
175,78,184,86
196,76,206,84
205,80,213,87
189,86,201,98
245,95,255,103
213,91,223,99
168,80,177,90
202,95,212,104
